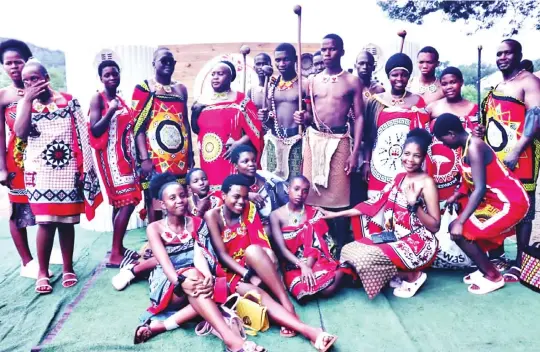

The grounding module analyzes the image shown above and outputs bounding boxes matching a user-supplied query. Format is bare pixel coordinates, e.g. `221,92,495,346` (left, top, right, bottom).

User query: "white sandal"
463,270,483,285
311,332,338,352
393,272,427,298
468,275,504,295
111,264,136,291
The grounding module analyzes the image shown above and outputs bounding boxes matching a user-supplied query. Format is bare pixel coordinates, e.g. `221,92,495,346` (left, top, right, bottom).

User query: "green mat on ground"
1,221,538,352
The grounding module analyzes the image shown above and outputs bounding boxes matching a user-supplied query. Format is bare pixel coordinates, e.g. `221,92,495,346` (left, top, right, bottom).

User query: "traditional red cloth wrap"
427,105,479,204
367,97,430,195
216,202,271,293
132,81,190,189
4,102,28,203
457,139,529,251
22,93,102,220
197,92,263,191
281,205,355,300
482,90,540,192
352,173,438,271
89,93,141,208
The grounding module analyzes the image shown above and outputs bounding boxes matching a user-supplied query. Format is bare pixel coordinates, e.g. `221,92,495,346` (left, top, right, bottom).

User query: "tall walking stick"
240,45,251,93
477,45,483,119
294,5,303,134
397,30,407,53
262,65,274,110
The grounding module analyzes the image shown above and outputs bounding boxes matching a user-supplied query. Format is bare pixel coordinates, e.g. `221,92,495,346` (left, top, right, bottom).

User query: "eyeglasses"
159,58,177,66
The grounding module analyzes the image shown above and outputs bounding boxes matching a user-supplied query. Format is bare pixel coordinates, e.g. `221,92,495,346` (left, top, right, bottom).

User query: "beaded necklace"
287,204,305,226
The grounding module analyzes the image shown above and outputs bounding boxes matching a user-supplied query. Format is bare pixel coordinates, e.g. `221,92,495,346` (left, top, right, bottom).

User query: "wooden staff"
294,4,303,134
477,45,483,117
262,65,274,110
397,30,407,53
240,45,251,93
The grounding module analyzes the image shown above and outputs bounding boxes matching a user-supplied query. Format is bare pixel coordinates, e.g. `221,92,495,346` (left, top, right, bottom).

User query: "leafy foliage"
377,0,540,36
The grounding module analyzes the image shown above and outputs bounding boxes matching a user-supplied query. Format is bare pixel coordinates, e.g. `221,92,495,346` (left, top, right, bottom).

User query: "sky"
1,0,539,67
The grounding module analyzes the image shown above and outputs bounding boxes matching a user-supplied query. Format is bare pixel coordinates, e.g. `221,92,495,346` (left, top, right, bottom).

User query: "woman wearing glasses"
132,48,194,223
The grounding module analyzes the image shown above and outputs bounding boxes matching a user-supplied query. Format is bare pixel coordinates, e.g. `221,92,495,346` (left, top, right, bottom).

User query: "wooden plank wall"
163,42,321,106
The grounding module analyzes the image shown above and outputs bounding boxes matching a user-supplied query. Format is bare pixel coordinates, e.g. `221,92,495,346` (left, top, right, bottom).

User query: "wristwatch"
173,274,187,295
242,268,254,283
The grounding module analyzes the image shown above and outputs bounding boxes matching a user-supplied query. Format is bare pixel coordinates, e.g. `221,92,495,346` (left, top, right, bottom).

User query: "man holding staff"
297,33,365,255
260,43,306,181
481,39,540,281
247,53,272,110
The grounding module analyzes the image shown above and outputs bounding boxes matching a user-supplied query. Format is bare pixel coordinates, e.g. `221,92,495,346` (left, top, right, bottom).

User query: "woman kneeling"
323,129,441,299
134,173,265,352
433,113,529,294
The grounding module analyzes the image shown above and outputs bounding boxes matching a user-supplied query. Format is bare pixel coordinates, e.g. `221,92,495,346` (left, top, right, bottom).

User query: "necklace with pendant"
417,80,438,95
220,206,246,238
212,90,231,101
391,90,408,106
153,79,174,94
164,216,190,243
287,204,305,226
12,85,24,96
322,70,345,84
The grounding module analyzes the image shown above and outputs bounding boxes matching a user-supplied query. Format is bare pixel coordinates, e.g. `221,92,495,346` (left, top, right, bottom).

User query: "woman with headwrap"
363,53,431,198
191,61,263,191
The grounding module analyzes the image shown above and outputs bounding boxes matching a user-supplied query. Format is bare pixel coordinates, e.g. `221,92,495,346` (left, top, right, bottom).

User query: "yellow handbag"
235,290,270,336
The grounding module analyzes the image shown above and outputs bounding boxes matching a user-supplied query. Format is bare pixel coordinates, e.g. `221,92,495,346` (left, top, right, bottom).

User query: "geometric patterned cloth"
21,93,102,220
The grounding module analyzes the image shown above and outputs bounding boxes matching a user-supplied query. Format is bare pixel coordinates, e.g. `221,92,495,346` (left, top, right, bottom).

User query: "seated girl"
231,145,288,234
322,129,441,299
112,169,222,291
132,173,265,351
205,174,338,351
270,175,356,302
187,168,223,217
433,113,529,294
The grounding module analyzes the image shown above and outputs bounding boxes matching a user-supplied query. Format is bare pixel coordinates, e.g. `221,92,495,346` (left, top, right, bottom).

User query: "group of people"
1,32,539,352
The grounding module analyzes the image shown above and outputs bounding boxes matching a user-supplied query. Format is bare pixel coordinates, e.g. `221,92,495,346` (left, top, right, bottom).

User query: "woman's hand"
196,276,214,298
318,208,337,220
299,262,316,289
140,159,153,177
180,276,205,297
449,219,464,242
249,192,266,209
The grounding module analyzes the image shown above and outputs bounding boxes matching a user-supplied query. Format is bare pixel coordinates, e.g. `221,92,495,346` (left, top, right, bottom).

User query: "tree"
378,0,540,36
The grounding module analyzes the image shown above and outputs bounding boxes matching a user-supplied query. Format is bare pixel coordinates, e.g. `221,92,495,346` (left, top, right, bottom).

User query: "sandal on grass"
280,326,297,338
62,272,78,288
393,272,427,298
134,318,155,344
468,275,504,295
226,341,266,352
311,332,338,352
111,264,136,291
35,277,53,294
503,266,521,283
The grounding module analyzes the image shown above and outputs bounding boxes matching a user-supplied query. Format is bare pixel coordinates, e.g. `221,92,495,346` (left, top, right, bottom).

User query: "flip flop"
134,318,153,344
225,341,266,352
35,277,53,294
463,270,483,285
111,264,136,291
311,332,338,352
280,326,297,338
503,266,521,283
393,272,427,298
62,272,78,288
468,275,504,295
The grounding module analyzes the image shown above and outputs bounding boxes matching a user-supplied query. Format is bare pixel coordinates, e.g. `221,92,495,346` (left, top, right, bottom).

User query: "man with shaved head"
15,60,102,294
481,39,540,279
355,51,385,105
247,52,272,110
132,47,193,223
